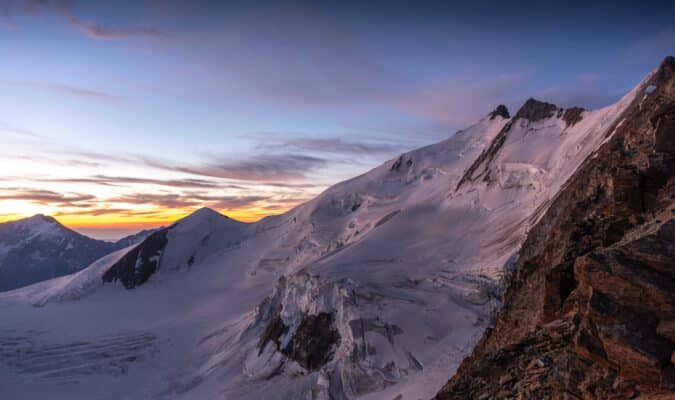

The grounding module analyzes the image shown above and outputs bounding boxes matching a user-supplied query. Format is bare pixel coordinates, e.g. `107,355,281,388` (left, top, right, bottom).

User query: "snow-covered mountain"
436,56,675,399
0,215,154,292
0,60,663,400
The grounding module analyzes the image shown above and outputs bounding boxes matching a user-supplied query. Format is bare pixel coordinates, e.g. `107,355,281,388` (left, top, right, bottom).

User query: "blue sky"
1,0,674,238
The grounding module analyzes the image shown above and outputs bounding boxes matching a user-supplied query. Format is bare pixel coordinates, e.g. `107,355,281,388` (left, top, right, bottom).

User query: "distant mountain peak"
12,214,64,236
514,98,559,122
23,214,58,224
188,207,228,220
488,104,510,120
174,207,237,228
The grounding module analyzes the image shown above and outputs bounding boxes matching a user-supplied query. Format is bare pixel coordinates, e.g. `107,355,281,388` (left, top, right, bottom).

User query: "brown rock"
657,320,675,342
435,56,675,400
489,104,511,120
563,107,585,127
514,98,559,122
499,373,514,385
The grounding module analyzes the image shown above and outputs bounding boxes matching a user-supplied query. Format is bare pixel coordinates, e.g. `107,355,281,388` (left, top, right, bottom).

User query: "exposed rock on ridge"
436,56,675,399
489,104,510,120
102,228,169,289
258,312,341,372
563,106,585,127
514,98,559,122
456,98,587,190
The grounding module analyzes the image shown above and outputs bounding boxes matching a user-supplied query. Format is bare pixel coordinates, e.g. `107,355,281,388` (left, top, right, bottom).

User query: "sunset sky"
2,0,674,239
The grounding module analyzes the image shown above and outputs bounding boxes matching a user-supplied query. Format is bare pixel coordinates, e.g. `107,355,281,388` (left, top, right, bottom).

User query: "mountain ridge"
435,55,675,399
0,58,669,399
0,214,158,292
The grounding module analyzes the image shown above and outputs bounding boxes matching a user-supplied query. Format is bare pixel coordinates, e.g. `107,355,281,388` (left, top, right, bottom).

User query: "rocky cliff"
435,56,675,399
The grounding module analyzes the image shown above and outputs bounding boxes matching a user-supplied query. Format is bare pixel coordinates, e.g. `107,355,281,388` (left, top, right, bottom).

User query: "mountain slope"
0,215,153,292
0,59,660,399
435,56,675,399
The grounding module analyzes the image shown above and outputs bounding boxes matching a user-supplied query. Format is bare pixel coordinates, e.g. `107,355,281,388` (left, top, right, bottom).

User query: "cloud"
189,194,270,210
6,154,102,168
53,207,137,217
259,136,405,155
42,83,116,101
2,0,167,40
67,150,327,182
68,151,136,165
111,192,269,210
8,81,117,102
35,175,238,189
0,121,39,138
60,12,168,40
142,153,327,182
256,181,324,189
0,188,95,207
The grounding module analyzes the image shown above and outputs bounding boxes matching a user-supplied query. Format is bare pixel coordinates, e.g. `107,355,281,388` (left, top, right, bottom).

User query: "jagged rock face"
455,98,590,190
514,98,558,121
102,228,169,289
258,312,341,371
390,154,413,172
563,106,585,127
283,313,341,371
436,56,675,399
455,123,509,188
489,104,510,120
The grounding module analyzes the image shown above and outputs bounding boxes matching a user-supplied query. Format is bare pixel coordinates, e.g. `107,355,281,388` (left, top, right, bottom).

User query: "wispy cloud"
60,12,168,40
0,121,39,138
110,192,269,210
40,82,116,101
0,188,95,207
68,150,327,182
6,154,102,168
2,0,167,40
34,175,237,189
53,207,138,217
141,153,327,182
258,136,405,155
7,81,117,102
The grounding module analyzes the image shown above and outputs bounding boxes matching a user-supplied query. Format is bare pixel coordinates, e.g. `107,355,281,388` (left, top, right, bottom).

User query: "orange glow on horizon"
0,205,292,231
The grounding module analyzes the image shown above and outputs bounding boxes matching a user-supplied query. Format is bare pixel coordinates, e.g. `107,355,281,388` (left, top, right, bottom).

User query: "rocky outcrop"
456,122,511,189
563,106,585,127
391,155,413,172
249,273,349,374
102,228,169,289
436,56,675,399
456,98,583,190
258,312,341,372
489,104,510,120
514,98,559,122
